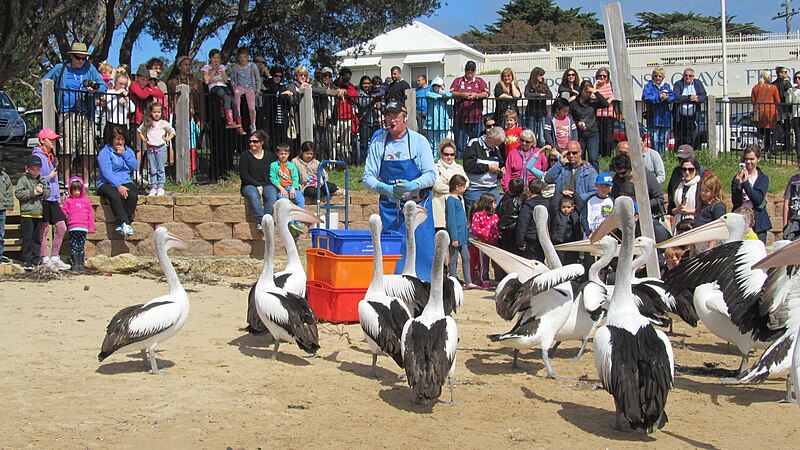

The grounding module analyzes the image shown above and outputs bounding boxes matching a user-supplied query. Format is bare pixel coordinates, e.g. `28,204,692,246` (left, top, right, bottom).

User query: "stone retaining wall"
76,190,790,258
80,193,378,258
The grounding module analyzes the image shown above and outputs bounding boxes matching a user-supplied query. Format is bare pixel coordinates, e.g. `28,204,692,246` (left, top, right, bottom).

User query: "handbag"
288,111,298,139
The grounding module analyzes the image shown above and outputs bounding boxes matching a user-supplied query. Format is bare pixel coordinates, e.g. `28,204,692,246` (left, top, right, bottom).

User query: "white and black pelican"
489,205,584,379
246,199,322,334
659,213,780,373
384,201,463,317
254,214,320,360
734,238,800,402
590,196,674,433
401,229,459,405
98,227,190,374
358,215,412,376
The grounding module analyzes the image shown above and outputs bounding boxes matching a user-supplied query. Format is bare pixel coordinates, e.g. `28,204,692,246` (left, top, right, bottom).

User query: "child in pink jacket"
61,177,94,272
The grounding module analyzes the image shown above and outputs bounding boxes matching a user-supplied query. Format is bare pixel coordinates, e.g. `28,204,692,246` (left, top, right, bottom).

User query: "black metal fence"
49,85,798,190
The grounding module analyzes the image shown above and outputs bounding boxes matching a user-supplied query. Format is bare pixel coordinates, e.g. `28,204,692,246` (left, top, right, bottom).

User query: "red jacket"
129,82,166,124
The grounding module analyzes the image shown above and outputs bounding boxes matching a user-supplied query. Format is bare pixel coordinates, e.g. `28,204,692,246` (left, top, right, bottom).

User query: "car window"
0,92,14,109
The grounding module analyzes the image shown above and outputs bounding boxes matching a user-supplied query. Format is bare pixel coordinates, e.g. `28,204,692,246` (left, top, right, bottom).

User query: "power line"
773,0,799,33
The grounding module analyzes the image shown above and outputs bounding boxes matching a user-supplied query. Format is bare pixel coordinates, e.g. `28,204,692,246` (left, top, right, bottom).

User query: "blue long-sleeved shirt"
40,62,107,116
362,128,437,191
96,144,138,189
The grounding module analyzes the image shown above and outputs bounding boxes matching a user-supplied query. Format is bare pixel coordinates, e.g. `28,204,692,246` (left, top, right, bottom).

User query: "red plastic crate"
306,248,400,288
306,280,366,323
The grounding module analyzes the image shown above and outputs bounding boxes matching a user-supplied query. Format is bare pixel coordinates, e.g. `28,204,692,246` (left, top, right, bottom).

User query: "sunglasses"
273,74,283,78
72,55,87,61
567,73,576,77
597,74,608,78
566,151,579,156
485,124,494,129
520,139,533,144
681,167,696,172
249,140,260,144
683,74,694,78
441,152,456,157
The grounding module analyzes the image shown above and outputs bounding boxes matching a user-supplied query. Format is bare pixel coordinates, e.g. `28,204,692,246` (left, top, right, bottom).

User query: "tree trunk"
93,0,119,63
118,1,151,67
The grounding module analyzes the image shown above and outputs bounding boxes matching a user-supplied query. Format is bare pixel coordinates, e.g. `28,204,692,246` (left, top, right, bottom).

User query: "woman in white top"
671,157,701,234
432,139,468,229
104,73,136,142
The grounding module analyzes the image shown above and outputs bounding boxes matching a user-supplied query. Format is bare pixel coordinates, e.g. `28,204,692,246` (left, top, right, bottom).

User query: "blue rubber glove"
398,180,420,193
376,182,395,199
392,179,409,198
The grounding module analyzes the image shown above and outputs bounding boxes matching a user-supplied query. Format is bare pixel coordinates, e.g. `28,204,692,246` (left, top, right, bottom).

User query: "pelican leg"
148,348,167,375
371,353,379,378
737,354,750,375
548,341,562,358
667,317,674,334
780,378,798,403
542,346,568,380
270,342,280,361
569,335,591,363
447,375,459,406
612,402,632,432
512,350,529,371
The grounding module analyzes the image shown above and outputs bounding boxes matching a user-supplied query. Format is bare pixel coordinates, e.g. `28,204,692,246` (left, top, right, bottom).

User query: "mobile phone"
739,162,746,170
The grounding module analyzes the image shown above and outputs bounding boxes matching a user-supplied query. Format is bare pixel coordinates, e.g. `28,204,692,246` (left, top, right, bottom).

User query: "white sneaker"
148,188,157,196
51,256,71,271
156,188,165,196
42,257,57,271
123,223,134,238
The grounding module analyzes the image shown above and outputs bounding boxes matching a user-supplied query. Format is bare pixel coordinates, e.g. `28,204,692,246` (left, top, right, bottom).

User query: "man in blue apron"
363,101,437,281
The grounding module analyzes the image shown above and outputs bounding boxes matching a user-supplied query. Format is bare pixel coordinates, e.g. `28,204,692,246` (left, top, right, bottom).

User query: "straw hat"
68,43,90,56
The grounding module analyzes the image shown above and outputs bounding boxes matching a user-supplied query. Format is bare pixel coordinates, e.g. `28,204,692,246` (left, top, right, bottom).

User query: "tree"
630,12,766,39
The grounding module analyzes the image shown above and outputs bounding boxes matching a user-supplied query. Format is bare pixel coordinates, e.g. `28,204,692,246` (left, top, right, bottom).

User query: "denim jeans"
278,187,305,208
449,244,472,285
146,144,167,189
649,126,669,155
453,122,481,159
526,116,547,147
0,210,5,256
579,132,600,173
242,184,278,223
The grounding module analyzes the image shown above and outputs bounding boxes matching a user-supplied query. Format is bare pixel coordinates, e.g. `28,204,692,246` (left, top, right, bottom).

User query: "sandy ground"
1,271,799,449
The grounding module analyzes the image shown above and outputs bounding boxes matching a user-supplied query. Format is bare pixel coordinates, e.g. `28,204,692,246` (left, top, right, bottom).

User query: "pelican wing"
246,271,294,334
98,300,178,361
445,277,463,315
384,274,430,317
495,274,525,320
263,290,320,354
523,264,585,298
737,327,797,384
759,266,800,330
632,278,698,327
663,240,776,341
363,298,412,368
402,318,456,404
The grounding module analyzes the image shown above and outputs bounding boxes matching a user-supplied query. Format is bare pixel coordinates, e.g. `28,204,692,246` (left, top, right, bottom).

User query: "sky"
112,1,792,69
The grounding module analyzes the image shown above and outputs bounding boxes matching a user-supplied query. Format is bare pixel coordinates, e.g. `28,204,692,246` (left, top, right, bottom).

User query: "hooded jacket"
0,167,12,211
15,173,50,217
31,146,61,203
61,176,95,232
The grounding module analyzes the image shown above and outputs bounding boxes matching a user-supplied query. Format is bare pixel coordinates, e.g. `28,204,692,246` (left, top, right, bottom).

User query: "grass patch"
166,178,200,194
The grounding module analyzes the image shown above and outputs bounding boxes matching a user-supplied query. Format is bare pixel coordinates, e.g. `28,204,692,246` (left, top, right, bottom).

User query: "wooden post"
406,88,418,132
41,79,56,132
299,87,314,144
707,95,718,156
602,2,660,278
174,84,190,183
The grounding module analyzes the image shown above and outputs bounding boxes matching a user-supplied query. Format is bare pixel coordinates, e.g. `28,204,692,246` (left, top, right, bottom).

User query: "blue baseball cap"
596,172,613,185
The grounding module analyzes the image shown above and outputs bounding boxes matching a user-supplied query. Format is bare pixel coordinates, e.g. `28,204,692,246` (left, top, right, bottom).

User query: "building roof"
336,21,484,59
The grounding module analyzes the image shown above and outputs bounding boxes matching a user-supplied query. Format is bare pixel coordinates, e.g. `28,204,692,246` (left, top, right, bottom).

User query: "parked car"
613,119,651,146
22,109,42,148
0,91,26,144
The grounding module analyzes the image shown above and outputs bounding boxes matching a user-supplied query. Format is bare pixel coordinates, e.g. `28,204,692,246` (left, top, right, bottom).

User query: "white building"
338,21,800,98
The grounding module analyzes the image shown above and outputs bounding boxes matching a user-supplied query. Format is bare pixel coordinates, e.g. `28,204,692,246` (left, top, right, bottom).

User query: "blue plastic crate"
309,228,403,255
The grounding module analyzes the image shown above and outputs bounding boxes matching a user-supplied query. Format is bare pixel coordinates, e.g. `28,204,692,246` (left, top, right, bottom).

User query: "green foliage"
166,178,199,194
627,12,766,40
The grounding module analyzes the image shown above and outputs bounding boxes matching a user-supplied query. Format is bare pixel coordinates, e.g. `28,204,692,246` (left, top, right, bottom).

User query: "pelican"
358,215,412,377
659,213,780,373
98,227,190,374
401,230,459,405
734,238,800,402
590,196,674,433
384,201,463,317
254,214,320,360
245,199,322,334
488,205,585,379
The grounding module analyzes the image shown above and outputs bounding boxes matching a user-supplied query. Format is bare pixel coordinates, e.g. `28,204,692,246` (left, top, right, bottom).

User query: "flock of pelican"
96,195,800,432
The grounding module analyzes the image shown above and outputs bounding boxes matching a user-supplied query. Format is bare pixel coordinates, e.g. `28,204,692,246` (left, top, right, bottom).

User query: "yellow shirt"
743,231,759,240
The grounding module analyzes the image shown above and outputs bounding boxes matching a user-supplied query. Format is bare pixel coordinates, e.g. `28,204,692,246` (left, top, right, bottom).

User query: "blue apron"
378,133,436,282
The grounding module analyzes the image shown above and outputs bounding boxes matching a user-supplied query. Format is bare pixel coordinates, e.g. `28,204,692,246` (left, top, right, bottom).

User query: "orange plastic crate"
306,280,366,323
305,248,400,288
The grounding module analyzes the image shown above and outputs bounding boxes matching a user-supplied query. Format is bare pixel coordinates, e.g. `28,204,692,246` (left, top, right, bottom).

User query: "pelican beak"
413,205,429,228
656,217,729,248
753,237,800,269
590,211,621,243
167,233,189,250
554,239,604,255
289,204,323,224
469,238,541,282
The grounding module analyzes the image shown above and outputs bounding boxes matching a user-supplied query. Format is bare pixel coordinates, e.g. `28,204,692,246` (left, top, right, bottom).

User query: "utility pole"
773,0,798,34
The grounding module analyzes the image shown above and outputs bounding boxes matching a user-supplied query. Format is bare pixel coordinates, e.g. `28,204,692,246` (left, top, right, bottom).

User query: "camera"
739,162,746,171
82,79,100,90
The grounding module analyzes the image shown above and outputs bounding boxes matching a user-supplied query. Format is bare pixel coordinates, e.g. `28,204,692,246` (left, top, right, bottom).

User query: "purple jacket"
61,176,95,232
31,146,60,203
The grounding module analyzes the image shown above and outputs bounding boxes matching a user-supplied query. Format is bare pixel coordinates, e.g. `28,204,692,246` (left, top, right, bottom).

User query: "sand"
0,272,798,449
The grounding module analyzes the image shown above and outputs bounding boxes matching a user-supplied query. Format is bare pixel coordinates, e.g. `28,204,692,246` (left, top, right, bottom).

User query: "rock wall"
81,193,377,258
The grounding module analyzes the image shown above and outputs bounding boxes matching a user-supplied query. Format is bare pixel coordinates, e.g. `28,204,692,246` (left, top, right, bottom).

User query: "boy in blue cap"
581,171,614,237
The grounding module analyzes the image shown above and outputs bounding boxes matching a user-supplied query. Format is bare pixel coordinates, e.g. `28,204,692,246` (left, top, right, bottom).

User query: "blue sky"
112,1,789,68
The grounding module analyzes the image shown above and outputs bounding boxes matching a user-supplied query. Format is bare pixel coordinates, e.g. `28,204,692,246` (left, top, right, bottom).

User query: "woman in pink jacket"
501,129,548,191
60,177,94,272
